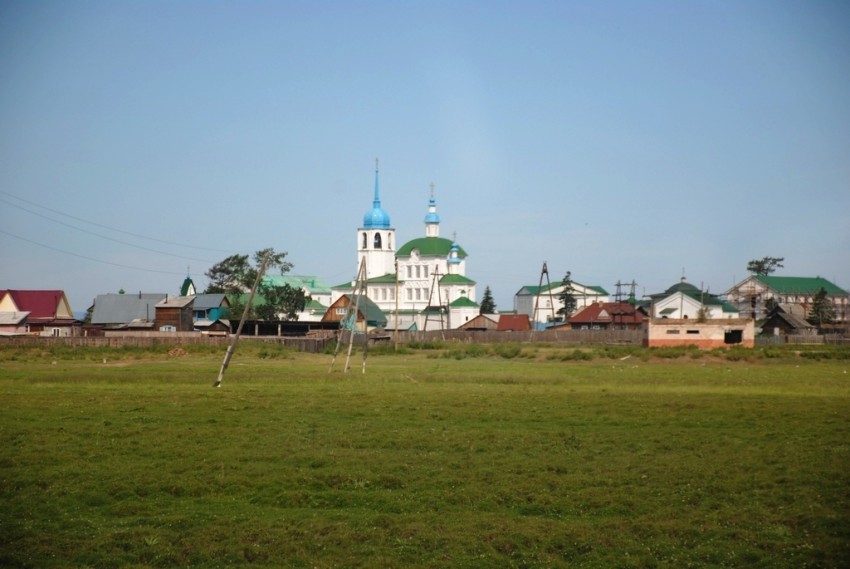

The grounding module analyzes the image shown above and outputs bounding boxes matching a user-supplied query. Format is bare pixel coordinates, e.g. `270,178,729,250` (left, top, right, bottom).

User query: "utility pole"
329,258,369,374
213,251,270,388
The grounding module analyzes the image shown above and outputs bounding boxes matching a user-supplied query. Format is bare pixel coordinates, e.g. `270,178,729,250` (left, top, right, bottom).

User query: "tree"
556,271,577,318
254,283,309,321
479,286,497,314
204,248,293,295
204,248,294,320
747,256,785,276
807,287,836,328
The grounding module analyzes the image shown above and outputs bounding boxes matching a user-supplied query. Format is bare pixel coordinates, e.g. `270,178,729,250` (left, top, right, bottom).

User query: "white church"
330,163,479,331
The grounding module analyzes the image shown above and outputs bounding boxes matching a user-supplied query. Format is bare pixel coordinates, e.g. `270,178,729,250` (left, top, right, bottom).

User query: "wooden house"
322,294,387,332
155,296,195,332
567,301,647,330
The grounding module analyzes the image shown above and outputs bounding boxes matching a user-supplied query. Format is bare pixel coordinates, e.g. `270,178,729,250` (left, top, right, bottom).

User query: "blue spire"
362,159,391,228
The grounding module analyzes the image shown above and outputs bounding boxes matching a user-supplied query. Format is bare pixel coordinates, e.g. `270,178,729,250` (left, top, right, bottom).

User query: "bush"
493,344,522,359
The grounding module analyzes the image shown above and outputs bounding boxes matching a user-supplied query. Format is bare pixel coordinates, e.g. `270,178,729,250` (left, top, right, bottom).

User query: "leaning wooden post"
213,252,270,388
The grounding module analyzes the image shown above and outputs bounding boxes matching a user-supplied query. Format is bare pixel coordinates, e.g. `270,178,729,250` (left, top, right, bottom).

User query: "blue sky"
2,0,849,312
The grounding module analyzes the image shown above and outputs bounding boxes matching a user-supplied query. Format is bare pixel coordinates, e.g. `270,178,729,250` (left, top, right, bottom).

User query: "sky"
2,0,849,314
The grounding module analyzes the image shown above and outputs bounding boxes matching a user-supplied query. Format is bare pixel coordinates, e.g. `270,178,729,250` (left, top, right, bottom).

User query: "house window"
336,307,347,315
687,330,699,335
374,233,382,249
724,330,743,344
666,329,681,334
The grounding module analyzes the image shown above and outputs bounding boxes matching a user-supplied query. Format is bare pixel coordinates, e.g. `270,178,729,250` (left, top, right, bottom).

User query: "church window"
374,233,382,249
424,266,429,278
407,289,413,301
415,266,421,278
362,233,367,249
415,288,421,300
387,234,392,249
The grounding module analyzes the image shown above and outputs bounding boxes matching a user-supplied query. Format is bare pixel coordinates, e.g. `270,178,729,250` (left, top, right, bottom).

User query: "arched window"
374,233,382,249
387,233,392,249
362,233,367,249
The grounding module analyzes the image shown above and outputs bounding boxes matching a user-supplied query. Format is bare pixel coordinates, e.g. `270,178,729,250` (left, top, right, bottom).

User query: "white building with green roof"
514,280,609,327
725,275,849,323
332,167,479,330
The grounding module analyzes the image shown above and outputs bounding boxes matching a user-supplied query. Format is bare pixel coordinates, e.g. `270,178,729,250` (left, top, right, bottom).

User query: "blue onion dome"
363,162,391,228
363,204,391,228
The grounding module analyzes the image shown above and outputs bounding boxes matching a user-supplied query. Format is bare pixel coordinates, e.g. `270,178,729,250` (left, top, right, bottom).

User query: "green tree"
807,287,836,328
254,283,309,321
204,248,292,295
556,271,577,319
747,256,784,276
204,248,294,321
479,286,497,314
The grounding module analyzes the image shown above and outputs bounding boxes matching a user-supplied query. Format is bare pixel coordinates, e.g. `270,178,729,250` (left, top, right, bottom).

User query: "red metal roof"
568,302,646,325
1,290,68,320
497,314,531,331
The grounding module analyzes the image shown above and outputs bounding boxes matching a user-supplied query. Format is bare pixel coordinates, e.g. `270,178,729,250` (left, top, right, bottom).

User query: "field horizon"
2,343,849,568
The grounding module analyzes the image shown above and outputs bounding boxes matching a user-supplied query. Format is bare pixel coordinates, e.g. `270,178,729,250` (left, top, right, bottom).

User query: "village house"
0,289,80,336
322,294,387,333
565,301,647,330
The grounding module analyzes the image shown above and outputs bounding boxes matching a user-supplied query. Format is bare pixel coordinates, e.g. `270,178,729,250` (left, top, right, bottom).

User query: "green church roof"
440,274,476,285
396,237,468,258
449,296,479,308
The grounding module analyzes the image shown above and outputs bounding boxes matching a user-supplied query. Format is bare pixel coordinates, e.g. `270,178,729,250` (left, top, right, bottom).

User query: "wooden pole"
213,251,270,388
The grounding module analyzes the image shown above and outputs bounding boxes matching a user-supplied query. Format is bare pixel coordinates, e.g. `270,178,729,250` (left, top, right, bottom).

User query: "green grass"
1,344,849,567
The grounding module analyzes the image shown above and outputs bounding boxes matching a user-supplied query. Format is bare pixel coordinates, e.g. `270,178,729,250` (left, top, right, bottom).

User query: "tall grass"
1,345,848,567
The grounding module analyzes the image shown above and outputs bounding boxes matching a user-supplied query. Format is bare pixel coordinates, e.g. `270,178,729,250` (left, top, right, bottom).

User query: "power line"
0,190,234,253
1,229,189,276
0,197,217,263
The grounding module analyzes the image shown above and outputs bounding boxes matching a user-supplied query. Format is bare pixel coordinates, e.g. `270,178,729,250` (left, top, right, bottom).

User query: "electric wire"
0,229,189,276
0,190,234,253
1,197,218,263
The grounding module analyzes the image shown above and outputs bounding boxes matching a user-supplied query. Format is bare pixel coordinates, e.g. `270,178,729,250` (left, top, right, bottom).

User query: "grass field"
1,342,849,568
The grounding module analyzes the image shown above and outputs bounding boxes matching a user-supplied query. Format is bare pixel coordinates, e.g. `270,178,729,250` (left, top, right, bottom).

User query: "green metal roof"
449,296,479,308
440,274,476,285
263,275,332,294
755,276,847,296
304,298,326,310
367,273,398,284
346,294,387,327
396,237,468,258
